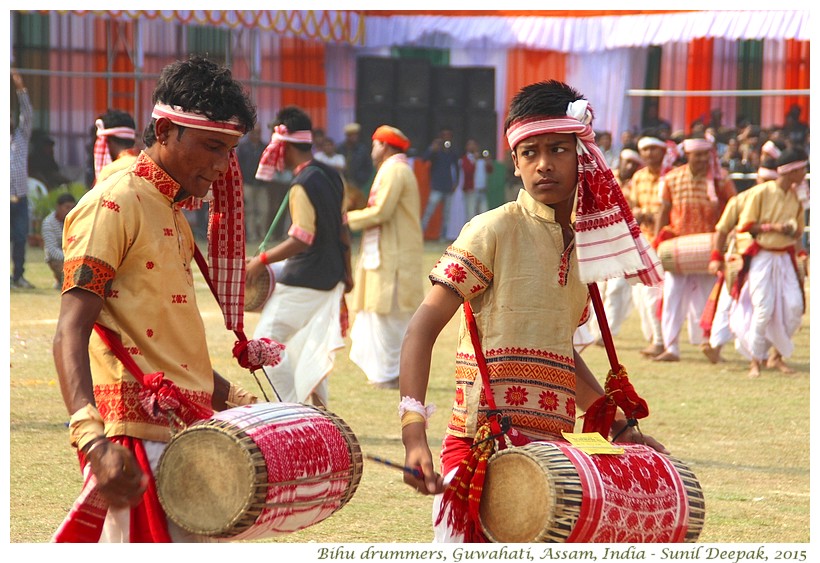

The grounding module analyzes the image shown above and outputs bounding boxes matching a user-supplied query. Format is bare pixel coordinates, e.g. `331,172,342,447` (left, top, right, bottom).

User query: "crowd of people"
9,56,808,544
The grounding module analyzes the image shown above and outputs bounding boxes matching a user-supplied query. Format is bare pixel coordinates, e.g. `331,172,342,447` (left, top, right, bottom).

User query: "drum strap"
193,246,284,380
94,323,214,428
581,284,650,439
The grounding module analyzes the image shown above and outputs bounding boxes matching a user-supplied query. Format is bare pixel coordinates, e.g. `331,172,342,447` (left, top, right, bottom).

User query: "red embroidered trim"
94,381,212,427
133,152,183,201
558,240,575,287
64,256,116,299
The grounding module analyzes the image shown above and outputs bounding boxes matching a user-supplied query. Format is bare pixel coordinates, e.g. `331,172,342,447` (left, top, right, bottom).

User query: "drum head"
480,450,555,543
244,266,274,312
157,426,265,536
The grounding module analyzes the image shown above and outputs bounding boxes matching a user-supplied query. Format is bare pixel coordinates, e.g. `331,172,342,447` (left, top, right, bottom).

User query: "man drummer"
397,80,668,542
247,105,353,407
52,56,265,542
652,136,736,362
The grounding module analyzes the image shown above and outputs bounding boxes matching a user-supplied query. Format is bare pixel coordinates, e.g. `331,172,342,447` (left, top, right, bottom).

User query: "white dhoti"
730,250,804,361
632,282,664,345
98,441,219,543
661,271,715,355
709,278,735,349
349,309,413,384
253,282,346,405
587,277,634,341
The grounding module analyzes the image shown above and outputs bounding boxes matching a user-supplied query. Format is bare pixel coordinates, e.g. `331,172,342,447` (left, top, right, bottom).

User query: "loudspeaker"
431,108,466,153
356,57,396,106
465,110,499,158
356,103,394,141
392,106,430,158
465,67,495,111
431,66,466,109
394,58,431,108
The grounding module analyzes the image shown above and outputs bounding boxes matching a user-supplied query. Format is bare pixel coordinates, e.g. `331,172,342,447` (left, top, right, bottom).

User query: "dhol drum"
156,402,363,540
244,261,285,313
479,441,704,543
658,233,714,275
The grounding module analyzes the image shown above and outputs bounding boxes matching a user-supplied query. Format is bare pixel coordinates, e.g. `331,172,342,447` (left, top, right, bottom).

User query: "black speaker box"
394,58,431,108
465,67,495,111
356,103,395,140
431,66,466,109
465,110,499,158
356,57,396,106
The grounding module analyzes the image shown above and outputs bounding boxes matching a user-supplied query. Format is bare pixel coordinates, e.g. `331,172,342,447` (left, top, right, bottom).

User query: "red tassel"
435,424,495,542
582,365,649,439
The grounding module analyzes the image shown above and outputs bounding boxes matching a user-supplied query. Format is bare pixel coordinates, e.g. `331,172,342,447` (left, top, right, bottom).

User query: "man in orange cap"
346,125,425,389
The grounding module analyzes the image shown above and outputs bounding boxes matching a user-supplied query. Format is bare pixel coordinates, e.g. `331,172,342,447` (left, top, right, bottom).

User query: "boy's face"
512,132,578,208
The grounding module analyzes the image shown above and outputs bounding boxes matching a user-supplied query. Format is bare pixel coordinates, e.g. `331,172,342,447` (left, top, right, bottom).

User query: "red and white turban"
761,140,782,161
637,136,666,151
620,148,644,166
255,124,313,181
152,103,247,331
505,100,663,286
93,119,136,180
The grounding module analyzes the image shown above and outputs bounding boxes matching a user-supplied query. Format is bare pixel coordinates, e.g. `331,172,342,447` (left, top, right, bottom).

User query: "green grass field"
8,243,811,544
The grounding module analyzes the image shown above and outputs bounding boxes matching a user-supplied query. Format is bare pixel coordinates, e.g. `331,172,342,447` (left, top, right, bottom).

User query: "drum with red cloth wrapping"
479,441,704,543
657,233,714,275
244,261,285,312
156,402,363,540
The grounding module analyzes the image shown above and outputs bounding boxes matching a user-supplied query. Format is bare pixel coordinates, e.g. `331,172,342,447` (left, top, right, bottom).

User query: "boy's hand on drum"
611,419,670,455
402,429,444,495
86,440,149,507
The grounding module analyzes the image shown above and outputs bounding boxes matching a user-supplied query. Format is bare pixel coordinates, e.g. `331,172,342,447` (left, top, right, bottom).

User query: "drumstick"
365,454,422,479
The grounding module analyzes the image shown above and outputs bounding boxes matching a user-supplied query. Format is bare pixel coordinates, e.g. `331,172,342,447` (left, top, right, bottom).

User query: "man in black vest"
247,106,353,407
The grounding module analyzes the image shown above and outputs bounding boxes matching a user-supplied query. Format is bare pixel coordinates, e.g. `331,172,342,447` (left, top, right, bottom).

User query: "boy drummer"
398,80,668,542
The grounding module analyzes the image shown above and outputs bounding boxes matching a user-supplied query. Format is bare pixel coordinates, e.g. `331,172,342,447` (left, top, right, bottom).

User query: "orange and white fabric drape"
684,37,713,133
783,39,809,123
503,48,566,150
279,37,328,131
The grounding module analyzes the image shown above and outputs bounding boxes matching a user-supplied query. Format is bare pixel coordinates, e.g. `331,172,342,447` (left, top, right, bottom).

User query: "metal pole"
627,88,811,98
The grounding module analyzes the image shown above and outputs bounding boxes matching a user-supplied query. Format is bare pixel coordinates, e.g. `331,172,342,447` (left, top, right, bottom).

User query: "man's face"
56,201,76,222
686,149,711,177
371,140,387,166
511,132,578,208
640,145,665,168
158,120,241,198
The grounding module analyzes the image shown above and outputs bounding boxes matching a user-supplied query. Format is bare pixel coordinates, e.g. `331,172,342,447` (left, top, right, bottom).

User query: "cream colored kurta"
63,152,214,443
737,180,805,249
346,155,425,314
430,189,590,442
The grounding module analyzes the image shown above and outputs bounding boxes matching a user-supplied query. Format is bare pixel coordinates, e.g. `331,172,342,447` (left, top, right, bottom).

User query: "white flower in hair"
567,100,592,125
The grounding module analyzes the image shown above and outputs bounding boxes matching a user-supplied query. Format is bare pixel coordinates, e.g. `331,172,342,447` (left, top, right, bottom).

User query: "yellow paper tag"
561,431,625,455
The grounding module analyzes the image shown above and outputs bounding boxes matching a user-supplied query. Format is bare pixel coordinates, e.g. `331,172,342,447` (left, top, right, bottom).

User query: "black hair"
504,80,586,133
777,147,809,168
95,109,137,149
143,55,257,146
56,193,76,206
272,106,313,153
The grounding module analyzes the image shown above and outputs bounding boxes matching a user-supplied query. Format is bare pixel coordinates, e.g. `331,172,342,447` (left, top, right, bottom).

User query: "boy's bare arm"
399,283,462,494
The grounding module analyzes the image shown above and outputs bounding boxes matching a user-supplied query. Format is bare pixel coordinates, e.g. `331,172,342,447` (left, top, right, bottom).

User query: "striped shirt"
41,211,65,262
11,88,33,198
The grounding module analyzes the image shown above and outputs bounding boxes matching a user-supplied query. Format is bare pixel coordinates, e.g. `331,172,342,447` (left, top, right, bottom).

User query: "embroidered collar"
516,188,558,223
133,151,186,202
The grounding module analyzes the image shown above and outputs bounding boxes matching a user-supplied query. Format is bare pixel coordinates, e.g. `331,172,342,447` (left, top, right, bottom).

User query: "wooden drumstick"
365,454,422,479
